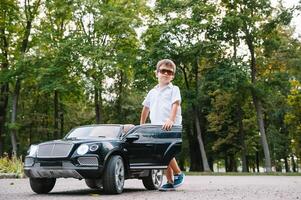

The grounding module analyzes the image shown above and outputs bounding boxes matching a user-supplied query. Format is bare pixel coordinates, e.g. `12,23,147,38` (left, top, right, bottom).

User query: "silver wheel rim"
151,169,163,187
115,158,124,191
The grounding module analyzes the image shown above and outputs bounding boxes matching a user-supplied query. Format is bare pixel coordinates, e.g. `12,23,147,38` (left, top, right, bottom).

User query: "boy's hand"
162,119,174,131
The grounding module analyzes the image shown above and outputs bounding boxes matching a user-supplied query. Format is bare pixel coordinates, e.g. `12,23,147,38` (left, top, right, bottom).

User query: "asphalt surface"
0,176,300,200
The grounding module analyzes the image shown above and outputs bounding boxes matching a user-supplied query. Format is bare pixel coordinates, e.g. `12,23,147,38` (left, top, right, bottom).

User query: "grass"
0,155,300,178
0,154,24,178
185,171,301,176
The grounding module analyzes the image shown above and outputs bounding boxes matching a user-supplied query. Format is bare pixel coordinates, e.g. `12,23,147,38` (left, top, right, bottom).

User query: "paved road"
0,176,300,200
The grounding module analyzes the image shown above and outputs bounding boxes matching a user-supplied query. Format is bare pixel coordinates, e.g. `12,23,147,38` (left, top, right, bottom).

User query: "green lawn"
185,171,301,176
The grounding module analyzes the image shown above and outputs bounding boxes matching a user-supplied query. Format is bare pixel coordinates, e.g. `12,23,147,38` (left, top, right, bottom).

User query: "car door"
152,126,182,165
126,127,158,168
126,125,182,169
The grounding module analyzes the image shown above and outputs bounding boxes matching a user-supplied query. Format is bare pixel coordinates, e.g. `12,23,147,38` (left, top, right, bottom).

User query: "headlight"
77,144,89,155
89,144,99,152
28,145,38,157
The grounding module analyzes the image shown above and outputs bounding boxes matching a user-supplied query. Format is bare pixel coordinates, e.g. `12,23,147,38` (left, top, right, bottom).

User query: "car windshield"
65,126,122,139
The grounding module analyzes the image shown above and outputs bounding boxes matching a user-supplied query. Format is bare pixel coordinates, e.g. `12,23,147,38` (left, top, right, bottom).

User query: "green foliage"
0,0,300,173
0,155,23,176
285,80,301,158
7,122,21,131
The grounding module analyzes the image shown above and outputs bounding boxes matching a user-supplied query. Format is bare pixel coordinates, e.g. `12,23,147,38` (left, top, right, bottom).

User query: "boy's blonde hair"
156,59,176,73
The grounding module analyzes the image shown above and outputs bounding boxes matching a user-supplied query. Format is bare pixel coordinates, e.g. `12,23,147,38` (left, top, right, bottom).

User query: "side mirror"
125,134,139,142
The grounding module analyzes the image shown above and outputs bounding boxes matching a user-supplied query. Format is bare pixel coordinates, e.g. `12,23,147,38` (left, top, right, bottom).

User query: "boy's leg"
169,158,181,174
166,165,174,183
159,165,175,191
169,157,185,188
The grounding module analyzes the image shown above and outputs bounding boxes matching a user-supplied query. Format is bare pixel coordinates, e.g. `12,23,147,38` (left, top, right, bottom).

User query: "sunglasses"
158,69,174,76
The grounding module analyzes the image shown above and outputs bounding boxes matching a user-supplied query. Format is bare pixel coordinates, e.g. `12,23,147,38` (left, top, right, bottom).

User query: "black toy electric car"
24,124,182,194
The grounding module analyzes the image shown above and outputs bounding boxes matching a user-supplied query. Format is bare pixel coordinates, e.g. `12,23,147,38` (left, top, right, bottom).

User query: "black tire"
29,178,56,194
103,155,125,194
142,169,163,190
85,179,100,189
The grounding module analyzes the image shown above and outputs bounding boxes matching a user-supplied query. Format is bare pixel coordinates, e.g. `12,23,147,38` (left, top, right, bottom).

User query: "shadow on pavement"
49,188,146,196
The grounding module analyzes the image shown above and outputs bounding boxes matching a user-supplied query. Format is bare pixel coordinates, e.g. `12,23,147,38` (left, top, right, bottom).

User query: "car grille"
37,143,74,158
78,157,98,166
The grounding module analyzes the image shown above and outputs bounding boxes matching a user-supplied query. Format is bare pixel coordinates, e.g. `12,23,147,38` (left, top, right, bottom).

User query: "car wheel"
103,155,125,194
85,179,102,189
142,169,163,190
29,178,56,194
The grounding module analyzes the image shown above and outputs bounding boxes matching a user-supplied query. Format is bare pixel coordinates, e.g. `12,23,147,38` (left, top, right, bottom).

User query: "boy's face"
156,64,175,85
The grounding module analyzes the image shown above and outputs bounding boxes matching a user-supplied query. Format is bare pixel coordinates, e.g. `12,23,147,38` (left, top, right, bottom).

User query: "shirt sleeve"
171,86,181,104
142,91,151,108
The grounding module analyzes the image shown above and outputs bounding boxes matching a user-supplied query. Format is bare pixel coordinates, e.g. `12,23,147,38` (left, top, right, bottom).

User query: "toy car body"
24,124,182,194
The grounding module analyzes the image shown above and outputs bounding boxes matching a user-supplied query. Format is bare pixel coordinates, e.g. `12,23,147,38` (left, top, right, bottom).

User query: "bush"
0,154,24,177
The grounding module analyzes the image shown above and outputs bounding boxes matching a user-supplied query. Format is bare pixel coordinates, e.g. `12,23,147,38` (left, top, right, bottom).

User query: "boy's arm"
140,106,150,124
162,100,180,130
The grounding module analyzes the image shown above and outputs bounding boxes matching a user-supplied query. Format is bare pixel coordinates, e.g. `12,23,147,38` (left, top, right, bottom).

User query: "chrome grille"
78,157,98,166
37,143,73,158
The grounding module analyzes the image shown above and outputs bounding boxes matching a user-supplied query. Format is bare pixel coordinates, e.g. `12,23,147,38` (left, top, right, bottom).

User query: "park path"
0,176,300,200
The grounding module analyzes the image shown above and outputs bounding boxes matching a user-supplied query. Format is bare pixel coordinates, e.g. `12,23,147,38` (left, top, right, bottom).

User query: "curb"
0,173,26,179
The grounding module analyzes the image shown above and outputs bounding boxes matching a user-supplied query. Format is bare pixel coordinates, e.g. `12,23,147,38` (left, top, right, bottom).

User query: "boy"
140,59,185,191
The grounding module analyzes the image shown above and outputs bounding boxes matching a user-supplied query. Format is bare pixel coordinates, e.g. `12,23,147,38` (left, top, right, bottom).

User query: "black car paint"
24,124,182,180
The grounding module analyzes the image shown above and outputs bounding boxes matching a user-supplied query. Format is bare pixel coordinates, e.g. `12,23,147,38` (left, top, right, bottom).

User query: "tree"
220,0,294,172
0,0,19,155
0,0,41,156
203,60,250,172
74,0,146,124
141,0,224,171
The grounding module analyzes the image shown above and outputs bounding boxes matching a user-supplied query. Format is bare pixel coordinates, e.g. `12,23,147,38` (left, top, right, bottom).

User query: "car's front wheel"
103,155,125,194
142,169,163,190
29,178,56,194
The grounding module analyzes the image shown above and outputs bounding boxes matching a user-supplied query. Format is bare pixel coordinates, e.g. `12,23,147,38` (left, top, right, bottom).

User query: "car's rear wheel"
85,179,102,189
142,169,163,190
29,178,56,194
103,155,125,194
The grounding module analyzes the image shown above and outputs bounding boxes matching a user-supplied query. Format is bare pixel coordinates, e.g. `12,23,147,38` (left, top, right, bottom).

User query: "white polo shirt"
142,83,182,125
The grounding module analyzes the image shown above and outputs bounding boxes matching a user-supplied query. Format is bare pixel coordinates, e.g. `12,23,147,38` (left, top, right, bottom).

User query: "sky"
146,0,301,39
273,0,301,39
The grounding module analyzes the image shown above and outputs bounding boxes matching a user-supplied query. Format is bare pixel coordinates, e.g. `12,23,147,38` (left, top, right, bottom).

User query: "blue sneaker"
173,173,185,188
159,183,175,191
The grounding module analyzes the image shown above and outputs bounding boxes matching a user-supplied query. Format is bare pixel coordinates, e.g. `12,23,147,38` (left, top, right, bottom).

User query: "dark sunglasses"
158,69,174,76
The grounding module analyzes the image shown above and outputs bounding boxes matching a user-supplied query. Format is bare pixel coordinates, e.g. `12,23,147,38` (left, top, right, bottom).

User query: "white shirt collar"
154,82,173,90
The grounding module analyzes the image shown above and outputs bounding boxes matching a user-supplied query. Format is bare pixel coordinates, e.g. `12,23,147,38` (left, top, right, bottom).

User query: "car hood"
38,138,120,145
33,138,121,158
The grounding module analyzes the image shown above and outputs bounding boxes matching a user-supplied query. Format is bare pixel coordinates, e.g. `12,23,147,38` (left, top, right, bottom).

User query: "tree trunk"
193,56,211,172
116,71,123,123
0,24,10,156
94,85,101,124
10,79,21,157
284,157,290,172
194,113,211,172
237,105,248,172
252,94,272,172
229,154,237,172
180,65,203,171
0,83,9,156
252,164,255,173
256,150,260,172
54,90,59,139
187,126,202,171
291,155,297,172
245,28,272,172
208,156,214,172
29,123,32,146
225,154,229,172
60,112,64,138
